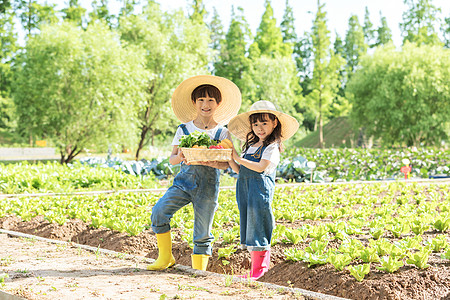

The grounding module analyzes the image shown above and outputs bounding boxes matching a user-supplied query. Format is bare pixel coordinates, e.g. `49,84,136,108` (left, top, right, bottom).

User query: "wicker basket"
180,147,232,163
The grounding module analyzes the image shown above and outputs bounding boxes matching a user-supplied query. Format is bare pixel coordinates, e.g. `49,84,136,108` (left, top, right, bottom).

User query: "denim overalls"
236,145,276,252
151,124,223,255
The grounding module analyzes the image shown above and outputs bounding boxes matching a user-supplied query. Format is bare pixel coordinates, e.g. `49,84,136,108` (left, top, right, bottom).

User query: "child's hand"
178,148,188,165
231,146,240,161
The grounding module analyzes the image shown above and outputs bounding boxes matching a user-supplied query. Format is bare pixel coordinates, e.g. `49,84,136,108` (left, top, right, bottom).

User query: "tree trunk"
318,95,324,149
60,145,82,164
135,126,150,160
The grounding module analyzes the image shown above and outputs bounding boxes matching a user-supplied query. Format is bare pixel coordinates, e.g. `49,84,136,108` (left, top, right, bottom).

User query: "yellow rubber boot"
147,231,176,271
191,254,210,271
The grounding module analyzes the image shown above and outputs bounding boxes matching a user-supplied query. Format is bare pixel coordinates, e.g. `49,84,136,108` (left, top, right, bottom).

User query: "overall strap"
178,124,190,136
213,126,223,141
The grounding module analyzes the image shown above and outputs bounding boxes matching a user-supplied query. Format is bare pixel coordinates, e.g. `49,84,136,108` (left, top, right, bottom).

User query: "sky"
156,0,450,47
20,0,450,47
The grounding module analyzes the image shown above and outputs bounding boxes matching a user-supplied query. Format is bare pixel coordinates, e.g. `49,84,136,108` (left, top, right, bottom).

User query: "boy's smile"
195,94,219,117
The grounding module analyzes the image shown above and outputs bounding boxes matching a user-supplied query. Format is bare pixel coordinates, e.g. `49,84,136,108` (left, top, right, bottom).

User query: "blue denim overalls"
151,124,223,255
236,145,276,252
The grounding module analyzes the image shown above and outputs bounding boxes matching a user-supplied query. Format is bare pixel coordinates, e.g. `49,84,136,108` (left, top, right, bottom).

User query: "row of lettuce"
0,182,449,282
0,147,448,194
78,147,450,182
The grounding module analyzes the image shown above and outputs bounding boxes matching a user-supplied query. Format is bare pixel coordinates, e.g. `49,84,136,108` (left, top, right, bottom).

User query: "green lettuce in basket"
179,131,218,148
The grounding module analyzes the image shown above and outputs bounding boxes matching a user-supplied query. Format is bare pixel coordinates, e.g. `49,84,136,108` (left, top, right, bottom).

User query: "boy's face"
194,93,219,118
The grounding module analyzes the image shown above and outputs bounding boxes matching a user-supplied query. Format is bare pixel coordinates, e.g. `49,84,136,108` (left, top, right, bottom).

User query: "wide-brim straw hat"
228,100,299,141
171,75,241,125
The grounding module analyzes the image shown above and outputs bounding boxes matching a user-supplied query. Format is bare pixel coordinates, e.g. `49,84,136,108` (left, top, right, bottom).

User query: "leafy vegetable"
179,131,217,148
347,264,370,282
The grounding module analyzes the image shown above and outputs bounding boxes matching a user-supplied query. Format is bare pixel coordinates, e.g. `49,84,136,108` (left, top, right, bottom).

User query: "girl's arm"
233,154,271,173
228,149,240,174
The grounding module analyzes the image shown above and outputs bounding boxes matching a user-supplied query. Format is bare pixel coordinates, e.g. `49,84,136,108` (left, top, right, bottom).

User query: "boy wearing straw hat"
148,75,241,271
228,100,299,280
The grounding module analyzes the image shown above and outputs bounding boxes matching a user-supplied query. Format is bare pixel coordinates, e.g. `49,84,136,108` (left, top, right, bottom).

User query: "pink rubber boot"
240,250,270,280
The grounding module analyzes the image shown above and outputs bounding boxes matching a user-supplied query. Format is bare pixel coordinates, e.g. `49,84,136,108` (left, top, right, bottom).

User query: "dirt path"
0,232,339,300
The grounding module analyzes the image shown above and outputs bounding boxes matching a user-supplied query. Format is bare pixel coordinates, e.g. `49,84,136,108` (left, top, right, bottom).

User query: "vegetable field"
1,178,449,299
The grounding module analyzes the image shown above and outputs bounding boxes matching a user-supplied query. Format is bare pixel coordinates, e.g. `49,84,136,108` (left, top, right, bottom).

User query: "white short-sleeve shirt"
242,143,280,174
171,121,230,146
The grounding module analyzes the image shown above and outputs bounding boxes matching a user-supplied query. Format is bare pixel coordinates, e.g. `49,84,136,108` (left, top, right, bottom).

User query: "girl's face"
251,117,278,141
194,93,219,118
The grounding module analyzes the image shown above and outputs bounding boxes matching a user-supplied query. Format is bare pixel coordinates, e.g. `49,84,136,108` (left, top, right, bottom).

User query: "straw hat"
171,75,241,125
228,100,299,141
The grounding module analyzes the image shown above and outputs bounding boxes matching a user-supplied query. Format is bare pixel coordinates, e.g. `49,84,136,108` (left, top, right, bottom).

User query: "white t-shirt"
242,143,280,174
171,121,230,145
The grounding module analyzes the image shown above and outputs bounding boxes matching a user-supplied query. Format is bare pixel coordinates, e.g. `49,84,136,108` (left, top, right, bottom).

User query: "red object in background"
400,165,412,179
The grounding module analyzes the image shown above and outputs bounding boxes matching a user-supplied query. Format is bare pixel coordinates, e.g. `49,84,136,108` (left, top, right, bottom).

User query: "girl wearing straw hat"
228,100,299,280
148,75,241,271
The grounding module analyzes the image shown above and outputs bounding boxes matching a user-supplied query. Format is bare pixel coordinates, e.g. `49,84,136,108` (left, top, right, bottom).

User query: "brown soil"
1,215,450,300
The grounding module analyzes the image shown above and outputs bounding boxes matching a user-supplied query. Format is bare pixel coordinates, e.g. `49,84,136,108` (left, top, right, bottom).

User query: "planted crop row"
0,161,163,194
284,147,450,181
1,181,449,281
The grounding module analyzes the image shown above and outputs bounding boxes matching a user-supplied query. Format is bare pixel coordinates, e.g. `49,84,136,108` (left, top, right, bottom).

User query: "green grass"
0,128,28,147
296,117,358,148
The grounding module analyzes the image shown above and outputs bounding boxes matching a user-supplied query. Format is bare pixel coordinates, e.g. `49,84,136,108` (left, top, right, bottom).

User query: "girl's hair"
242,113,284,152
191,84,222,104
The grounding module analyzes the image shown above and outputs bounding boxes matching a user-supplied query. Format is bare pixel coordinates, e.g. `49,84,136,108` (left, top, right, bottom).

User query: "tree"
400,0,442,45
189,0,206,25
250,0,291,58
333,32,344,56
344,15,367,75
362,7,375,47
241,55,303,126
214,6,251,89
89,0,115,28
347,44,450,147
374,12,393,47
0,0,17,129
443,16,450,48
12,21,148,163
119,0,139,18
208,7,224,52
16,0,58,36
280,0,296,45
308,0,345,148
61,0,86,27
118,1,210,159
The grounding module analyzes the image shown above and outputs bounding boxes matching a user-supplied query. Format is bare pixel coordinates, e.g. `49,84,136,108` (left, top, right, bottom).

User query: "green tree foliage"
89,0,114,28
0,0,17,129
363,7,375,47
280,0,296,45
241,55,303,126
118,2,210,159
12,21,148,163
400,0,442,45
250,0,291,58
16,0,58,36
344,15,367,75
374,13,393,47
347,44,450,146
443,16,450,48
189,0,206,25
214,7,251,89
208,7,224,52
308,0,345,148
61,0,86,27
119,0,139,18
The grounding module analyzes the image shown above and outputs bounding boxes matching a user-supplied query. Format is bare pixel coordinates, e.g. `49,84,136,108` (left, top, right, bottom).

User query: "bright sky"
157,0,450,47
21,0,449,48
